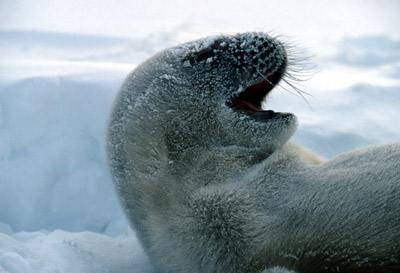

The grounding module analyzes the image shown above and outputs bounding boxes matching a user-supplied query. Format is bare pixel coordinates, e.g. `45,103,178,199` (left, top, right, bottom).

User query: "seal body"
107,33,400,273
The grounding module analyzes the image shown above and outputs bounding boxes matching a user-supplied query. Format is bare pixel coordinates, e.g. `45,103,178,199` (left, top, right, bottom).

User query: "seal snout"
220,33,288,120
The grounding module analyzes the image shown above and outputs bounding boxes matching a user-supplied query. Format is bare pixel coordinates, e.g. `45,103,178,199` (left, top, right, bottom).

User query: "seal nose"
224,33,287,78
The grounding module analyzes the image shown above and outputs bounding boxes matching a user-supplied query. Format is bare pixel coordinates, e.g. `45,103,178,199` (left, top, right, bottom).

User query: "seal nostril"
233,51,241,59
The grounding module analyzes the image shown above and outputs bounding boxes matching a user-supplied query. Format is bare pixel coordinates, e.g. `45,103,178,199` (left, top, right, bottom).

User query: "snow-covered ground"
1,1,399,272
0,31,159,273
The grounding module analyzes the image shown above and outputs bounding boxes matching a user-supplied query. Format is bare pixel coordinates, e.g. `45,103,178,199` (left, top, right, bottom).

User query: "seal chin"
228,64,289,121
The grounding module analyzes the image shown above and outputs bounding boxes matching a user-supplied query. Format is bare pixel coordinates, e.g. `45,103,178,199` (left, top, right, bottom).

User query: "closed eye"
196,50,215,63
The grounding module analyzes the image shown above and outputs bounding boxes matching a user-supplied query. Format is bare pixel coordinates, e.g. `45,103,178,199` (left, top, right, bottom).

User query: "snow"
0,30,159,272
1,4,399,271
0,226,154,273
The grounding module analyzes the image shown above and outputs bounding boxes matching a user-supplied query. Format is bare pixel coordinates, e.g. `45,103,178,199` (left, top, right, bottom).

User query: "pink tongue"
233,99,263,111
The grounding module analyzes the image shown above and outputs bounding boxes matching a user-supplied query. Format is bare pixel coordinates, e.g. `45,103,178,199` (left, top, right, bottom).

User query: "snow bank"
0,60,133,235
0,59,158,272
0,222,154,273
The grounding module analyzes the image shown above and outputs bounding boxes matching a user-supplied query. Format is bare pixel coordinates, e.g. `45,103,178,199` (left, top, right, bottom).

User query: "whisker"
257,69,306,99
277,82,305,98
281,77,314,111
256,69,275,86
283,76,313,97
277,78,308,99
279,38,318,112
256,34,317,112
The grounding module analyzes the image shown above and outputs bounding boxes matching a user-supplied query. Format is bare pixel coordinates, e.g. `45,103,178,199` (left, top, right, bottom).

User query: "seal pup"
107,32,400,273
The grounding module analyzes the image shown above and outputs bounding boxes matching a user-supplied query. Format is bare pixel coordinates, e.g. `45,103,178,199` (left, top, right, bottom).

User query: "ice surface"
0,224,155,273
0,30,399,272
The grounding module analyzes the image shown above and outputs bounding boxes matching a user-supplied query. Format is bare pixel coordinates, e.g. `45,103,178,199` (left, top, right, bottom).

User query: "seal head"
163,33,298,159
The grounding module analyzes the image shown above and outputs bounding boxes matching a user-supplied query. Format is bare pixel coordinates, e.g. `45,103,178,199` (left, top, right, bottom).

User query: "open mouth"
230,69,285,115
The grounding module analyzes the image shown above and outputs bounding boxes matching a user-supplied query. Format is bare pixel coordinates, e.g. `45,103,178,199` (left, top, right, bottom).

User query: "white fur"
107,33,400,273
